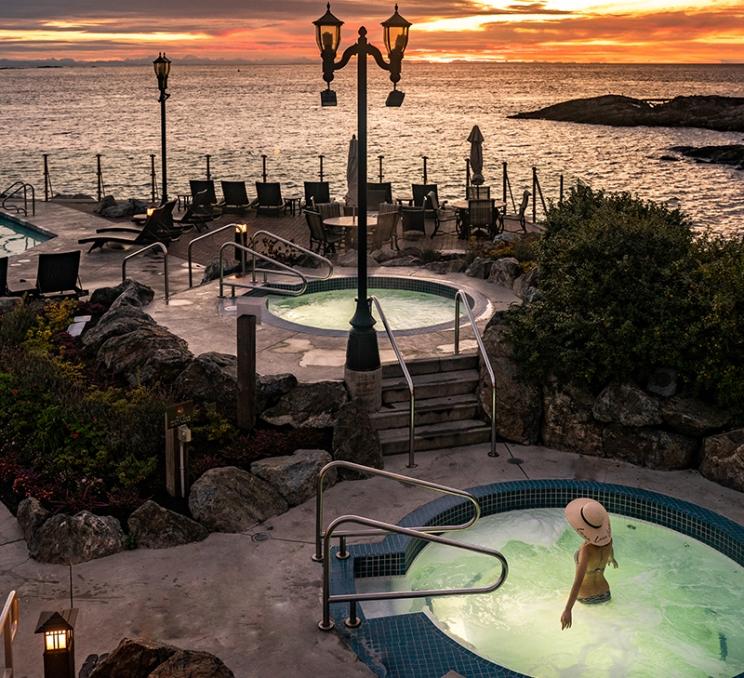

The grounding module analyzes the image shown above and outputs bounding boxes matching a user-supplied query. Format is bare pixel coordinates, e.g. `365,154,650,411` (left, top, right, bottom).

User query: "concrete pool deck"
1,442,742,678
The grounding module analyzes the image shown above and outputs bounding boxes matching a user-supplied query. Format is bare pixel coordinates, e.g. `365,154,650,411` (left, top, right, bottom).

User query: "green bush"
506,184,744,408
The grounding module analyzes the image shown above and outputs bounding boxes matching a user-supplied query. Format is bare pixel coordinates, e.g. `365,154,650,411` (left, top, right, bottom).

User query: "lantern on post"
35,609,78,678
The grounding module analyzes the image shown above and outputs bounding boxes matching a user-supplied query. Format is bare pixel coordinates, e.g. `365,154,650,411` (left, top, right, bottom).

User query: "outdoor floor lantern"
153,52,172,204
35,609,78,678
312,4,412,408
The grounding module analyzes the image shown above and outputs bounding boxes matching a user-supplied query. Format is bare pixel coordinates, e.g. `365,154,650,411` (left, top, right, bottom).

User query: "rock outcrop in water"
669,144,744,169
510,94,744,133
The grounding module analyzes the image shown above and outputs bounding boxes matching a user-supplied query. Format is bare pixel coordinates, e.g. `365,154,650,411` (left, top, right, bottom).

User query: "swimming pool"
329,481,744,678
0,214,50,255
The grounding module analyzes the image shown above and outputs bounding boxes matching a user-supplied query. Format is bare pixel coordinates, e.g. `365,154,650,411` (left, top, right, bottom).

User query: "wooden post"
237,314,257,430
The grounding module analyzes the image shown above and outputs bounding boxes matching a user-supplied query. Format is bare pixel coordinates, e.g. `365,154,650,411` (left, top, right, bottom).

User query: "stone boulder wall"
188,466,288,533
261,381,348,429
700,429,744,492
512,267,539,303
603,426,699,470
96,324,193,387
332,401,383,478
488,257,521,288
127,500,208,549
479,314,542,444
16,496,49,544
542,382,603,456
29,511,125,564
660,396,731,437
251,449,335,506
81,304,156,354
465,256,493,279
593,383,663,428
257,373,298,413
89,279,155,311
174,352,238,419
148,649,235,677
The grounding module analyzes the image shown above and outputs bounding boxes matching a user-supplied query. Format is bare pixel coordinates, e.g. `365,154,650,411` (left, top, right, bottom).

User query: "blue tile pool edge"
0,210,56,240
328,479,744,678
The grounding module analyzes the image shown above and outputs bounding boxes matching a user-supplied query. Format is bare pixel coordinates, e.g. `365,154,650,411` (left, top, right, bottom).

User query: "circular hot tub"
256,276,487,336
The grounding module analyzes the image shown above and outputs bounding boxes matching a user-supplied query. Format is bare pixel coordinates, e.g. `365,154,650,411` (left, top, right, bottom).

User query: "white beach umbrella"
345,134,358,207
468,125,485,186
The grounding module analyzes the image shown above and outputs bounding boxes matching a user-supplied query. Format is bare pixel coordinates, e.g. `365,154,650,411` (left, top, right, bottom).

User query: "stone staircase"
370,354,491,456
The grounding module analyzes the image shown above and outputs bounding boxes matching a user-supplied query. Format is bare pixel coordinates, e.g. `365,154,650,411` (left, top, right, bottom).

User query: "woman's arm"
561,546,589,630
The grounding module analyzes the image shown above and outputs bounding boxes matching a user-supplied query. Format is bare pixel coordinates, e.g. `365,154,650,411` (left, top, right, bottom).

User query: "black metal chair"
467,185,491,200
190,180,218,206
221,181,252,213
366,185,389,207
428,191,457,238
304,181,331,209
412,184,438,210
304,209,343,254
32,251,88,299
255,182,289,216
400,207,427,241
370,210,399,250
467,199,495,239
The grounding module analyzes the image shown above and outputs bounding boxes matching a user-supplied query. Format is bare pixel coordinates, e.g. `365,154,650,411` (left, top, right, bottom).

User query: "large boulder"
488,257,521,288
256,372,298,413
602,426,698,469
30,511,124,564
261,381,348,429
700,429,744,492
251,449,335,506
660,396,731,437
512,267,539,302
592,383,662,428
479,314,542,444
96,324,193,386
465,256,493,279
188,466,288,532
174,352,237,419
423,258,466,274
89,279,155,310
542,382,603,456
16,496,49,545
127,500,208,549
81,304,155,354
88,638,176,677
148,649,235,677
332,401,383,477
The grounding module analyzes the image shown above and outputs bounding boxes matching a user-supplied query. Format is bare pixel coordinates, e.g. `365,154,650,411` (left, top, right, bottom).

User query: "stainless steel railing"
1,182,36,217
455,290,498,457
370,296,416,468
318,514,508,631
122,242,169,303
187,223,239,288
313,460,481,563
1,591,19,677
218,242,309,298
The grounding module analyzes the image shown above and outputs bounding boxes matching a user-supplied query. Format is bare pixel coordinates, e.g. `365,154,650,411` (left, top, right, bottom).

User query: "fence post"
465,158,470,192
502,161,507,209
96,154,103,202
378,155,384,183
422,156,428,184
261,154,268,183
237,314,257,430
43,154,50,201
206,154,211,181
150,154,157,202
532,166,537,224
319,154,324,182
559,174,564,204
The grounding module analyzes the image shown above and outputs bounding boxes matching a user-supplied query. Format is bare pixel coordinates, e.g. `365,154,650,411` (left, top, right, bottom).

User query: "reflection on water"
1,63,743,235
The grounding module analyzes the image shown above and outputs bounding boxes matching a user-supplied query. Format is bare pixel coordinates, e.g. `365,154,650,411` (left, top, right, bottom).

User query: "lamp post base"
344,366,382,411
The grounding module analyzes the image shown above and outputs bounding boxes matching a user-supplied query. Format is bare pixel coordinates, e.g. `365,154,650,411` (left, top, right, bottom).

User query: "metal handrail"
1,182,36,217
122,242,169,303
455,290,497,457
370,296,416,468
1,591,19,677
248,229,333,283
218,242,309,298
319,514,508,630
313,460,481,563
187,223,239,287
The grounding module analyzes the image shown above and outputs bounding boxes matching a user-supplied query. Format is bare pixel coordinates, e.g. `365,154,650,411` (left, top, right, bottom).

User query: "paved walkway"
1,443,741,678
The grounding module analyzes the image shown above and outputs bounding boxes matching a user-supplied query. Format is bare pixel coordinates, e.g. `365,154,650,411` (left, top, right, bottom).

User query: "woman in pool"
560,497,618,630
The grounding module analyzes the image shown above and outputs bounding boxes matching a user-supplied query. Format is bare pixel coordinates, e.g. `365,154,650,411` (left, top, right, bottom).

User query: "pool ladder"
1,181,36,217
314,461,509,631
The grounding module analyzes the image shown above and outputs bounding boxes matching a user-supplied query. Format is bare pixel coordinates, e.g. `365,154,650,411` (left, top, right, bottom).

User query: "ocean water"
0,63,743,235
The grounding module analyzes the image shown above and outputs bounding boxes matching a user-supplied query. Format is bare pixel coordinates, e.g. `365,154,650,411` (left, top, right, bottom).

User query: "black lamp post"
153,52,171,205
313,4,411,397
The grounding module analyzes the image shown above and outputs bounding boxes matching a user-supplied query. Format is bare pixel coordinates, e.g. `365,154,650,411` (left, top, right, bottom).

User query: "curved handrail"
187,223,240,287
218,242,308,298
370,296,416,468
0,590,19,675
455,290,497,457
248,229,333,283
0,181,24,200
1,182,36,217
319,514,508,630
122,242,169,303
313,460,481,563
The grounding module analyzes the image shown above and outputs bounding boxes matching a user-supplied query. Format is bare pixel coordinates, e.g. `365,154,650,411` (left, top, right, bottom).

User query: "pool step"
381,353,479,379
378,419,491,456
370,393,480,430
382,368,480,404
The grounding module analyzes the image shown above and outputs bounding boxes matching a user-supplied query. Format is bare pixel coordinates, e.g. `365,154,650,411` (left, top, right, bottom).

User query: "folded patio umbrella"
468,125,485,187
345,134,358,208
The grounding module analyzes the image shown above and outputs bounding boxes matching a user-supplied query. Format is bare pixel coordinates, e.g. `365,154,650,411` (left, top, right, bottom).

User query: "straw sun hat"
565,498,612,546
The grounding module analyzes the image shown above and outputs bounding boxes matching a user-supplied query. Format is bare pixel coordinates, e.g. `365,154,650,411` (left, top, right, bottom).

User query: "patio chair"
427,191,457,238
412,184,439,211
467,199,495,239
370,210,399,251
304,209,343,255
378,202,398,215
467,185,491,200
190,180,218,206
517,189,530,231
366,182,393,204
316,202,346,249
400,207,427,241
79,210,179,252
96,200,181,238
255,182,289,216
173,190,215,233
31,251,88,299
304,181,331,209
221,181,252,213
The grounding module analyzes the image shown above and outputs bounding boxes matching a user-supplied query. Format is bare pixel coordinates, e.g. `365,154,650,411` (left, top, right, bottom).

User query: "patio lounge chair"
518,189,530,231
304,182,331,209
30,251,88,299
79,210,179,252
190,180,218,207
255,182,289,216
304,209,343,255
96,200,181,238
400,207,427,241
221,181,252,213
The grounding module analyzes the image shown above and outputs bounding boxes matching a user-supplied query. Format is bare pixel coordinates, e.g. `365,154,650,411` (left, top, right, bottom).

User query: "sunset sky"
1,0,742,64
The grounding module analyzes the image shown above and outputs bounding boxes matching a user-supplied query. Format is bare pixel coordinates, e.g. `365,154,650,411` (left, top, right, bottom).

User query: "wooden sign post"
237,314,257,431
165,401,193,498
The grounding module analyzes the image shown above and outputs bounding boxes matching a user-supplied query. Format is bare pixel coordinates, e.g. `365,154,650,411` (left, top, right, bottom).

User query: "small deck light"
35,609,78,678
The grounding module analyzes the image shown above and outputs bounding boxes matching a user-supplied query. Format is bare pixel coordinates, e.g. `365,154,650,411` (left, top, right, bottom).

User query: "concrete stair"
372,354,490,456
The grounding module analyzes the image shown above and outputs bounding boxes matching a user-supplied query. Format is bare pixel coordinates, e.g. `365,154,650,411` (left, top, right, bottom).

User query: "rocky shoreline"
668,144,744,169
510,94,744,133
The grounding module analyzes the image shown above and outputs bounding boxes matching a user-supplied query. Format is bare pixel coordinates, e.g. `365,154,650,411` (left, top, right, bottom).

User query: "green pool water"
359,509,744,677
0,215,48,255
266,287,456,331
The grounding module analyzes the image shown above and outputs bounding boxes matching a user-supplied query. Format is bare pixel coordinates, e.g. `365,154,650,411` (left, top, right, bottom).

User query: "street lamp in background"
313,4,412,409
153,52,171,205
